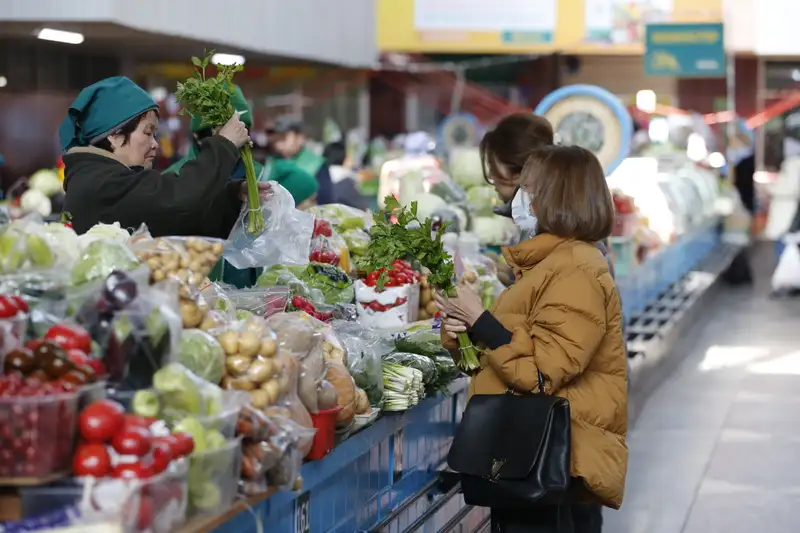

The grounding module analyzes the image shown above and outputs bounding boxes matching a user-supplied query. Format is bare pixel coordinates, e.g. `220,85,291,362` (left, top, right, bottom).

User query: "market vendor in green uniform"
167,87,318,288
267,117,336,205
60,76,260,238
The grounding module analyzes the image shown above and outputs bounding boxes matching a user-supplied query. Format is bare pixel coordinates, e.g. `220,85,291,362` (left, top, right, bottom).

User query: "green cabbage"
179,330,225,384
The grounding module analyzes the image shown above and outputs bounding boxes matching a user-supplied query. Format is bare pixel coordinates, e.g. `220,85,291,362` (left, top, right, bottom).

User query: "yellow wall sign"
376,0,723,55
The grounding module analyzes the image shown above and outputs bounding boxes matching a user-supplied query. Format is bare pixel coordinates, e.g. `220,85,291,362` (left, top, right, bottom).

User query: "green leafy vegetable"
364,196,480,372
175,49,264,234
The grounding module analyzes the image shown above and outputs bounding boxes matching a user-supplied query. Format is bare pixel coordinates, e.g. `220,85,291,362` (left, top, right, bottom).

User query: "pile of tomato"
363,260,420,289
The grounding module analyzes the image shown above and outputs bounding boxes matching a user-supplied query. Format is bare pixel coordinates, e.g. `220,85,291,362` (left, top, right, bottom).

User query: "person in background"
60,76,265,238
322,141,369,210
436,146,628,533
266,117,336,205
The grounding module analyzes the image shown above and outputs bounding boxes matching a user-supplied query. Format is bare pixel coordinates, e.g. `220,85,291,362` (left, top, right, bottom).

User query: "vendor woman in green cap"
60,76,268,237
167,85,319,288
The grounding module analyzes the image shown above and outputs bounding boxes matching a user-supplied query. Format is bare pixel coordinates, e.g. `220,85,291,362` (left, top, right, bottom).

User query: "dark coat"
63,137,243,238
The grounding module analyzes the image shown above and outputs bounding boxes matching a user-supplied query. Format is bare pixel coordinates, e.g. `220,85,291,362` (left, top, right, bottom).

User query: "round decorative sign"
535,85,633,175
438,113,480,152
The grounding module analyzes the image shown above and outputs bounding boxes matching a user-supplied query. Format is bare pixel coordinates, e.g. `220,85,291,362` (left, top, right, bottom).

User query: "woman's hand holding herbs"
217,112,250,148
434,283,485,339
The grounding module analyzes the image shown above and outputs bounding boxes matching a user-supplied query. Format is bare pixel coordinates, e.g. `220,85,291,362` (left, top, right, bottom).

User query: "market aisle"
605,247,800,533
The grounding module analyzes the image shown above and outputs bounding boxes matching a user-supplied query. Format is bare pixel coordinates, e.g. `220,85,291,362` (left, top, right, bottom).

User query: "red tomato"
0,296,19,319
111,426,152,457
72,442,112,477
123,413,155,430
150,440,172,474
24,339,43,352
112,461,153,480
172,432,195,457
137,494,156,530
394,273,410,285
79,400,125,443
368,301,382,312
44,323,92,354
10,296,28,314
385,279,399,287
153,435,181,460
66,349,90,367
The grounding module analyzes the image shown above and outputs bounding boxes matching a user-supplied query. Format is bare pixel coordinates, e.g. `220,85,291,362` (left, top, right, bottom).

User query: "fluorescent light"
0,76,7,88
149,86,168,102
211,53,245,66
37,28,84,44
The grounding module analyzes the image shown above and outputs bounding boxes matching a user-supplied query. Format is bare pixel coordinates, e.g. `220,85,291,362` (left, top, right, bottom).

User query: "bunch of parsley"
363,196,480,371
175,50,264,234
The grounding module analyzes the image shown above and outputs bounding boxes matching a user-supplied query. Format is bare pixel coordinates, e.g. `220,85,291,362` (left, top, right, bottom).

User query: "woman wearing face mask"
61,76,268,237
436,146,628,533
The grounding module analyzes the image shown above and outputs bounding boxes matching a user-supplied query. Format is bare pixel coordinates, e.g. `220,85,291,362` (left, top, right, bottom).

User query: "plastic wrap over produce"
224,183,315,270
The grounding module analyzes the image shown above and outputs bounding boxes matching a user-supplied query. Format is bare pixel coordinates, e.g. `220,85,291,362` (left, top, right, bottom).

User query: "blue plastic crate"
213,380,469,533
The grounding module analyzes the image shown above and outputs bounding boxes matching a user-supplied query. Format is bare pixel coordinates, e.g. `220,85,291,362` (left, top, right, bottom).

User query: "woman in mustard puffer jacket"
436,146,628,533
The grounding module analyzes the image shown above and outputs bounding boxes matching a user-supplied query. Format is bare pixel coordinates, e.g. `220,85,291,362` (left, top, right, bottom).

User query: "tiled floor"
605,246,800,533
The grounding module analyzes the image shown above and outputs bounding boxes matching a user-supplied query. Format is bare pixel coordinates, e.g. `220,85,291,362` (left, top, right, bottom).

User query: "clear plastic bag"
149,362,231,418
71,238,141,286
383,352,438,385
212,317,285,411
307,204,372,232
256,264,327,306
0,216,64,275
309,231,349,269
199,282,237,322
772,234,800,291
178,329,225,384
130,236,224,299
333,320,393,406
108,280,182,390
424,167,468,205
224,286,291,318
224,182,314,270
265,312,327,414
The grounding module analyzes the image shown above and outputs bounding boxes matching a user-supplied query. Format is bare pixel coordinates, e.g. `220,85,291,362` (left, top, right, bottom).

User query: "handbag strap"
504,371,547,396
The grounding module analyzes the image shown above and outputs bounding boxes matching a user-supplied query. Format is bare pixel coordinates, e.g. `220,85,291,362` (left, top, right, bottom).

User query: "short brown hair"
520,145,614,242
479,113,554,186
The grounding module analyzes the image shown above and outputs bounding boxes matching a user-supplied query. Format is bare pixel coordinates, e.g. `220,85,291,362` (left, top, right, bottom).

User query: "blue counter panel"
213,380,469,533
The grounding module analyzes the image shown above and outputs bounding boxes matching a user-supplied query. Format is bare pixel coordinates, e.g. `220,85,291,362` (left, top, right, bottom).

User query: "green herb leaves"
175,49,242,130
364,195,455,292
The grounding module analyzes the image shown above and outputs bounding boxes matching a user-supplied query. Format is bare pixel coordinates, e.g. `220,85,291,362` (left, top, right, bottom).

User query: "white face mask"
511,188,537,241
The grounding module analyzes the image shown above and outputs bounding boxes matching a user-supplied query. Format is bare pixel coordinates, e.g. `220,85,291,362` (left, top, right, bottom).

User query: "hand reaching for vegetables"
217,112,250,148
239,181,271,202
433,284,485,329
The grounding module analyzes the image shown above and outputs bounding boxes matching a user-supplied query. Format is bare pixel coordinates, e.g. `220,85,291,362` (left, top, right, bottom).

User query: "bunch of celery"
382,363,424,411
175,49,264,234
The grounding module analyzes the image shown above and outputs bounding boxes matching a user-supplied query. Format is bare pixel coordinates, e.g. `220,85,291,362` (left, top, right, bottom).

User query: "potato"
230,377,256,391
226,355,251,376
418,308,429,320
262,379,281,405
260,337,277,358
249,389,270,410
217,331,239,356
239,331,261,358
180,299,204,328
152,269,166,282
325,361,356,424
420,288,432,306
425,300,438,316
463,270,478,283
247,358,275,383
420,275,429,288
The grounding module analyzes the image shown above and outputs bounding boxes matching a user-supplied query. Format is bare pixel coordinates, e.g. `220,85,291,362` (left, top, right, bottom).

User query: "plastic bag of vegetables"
384,351,438,386
106,278,183,389
130,236,224,299
224,286,291,318
0,218,60,274
71,239,140,286
179,329,226,383
306,203,371,233
78,221,132,250
212,317,286,411
256,264,326,305
224,182,315,270
265,312,328,414
333,320,393,407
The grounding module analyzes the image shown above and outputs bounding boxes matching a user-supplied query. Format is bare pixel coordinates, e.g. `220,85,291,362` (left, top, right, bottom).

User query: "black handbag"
447,373,571,509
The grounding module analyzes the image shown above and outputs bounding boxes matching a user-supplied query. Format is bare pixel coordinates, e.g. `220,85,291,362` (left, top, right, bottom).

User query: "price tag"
294,491,311,533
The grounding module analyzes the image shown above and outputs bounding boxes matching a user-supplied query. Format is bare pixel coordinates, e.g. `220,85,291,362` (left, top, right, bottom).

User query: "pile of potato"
133,236,224,299
215,320,288,410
